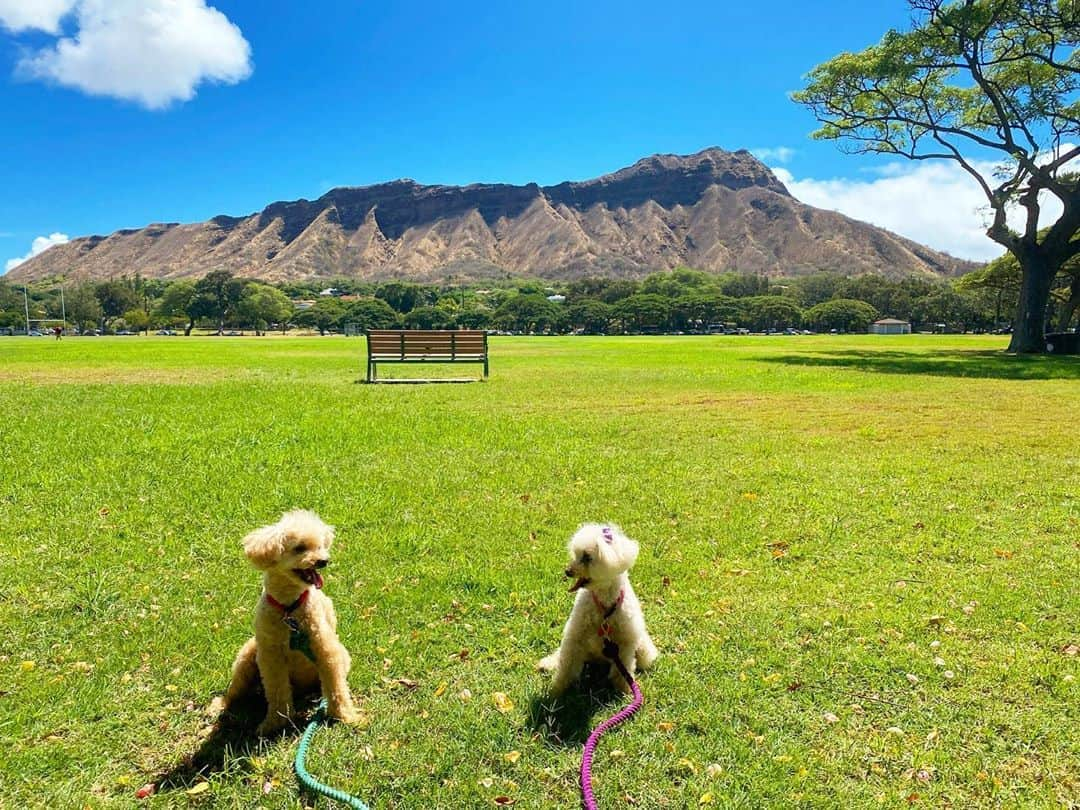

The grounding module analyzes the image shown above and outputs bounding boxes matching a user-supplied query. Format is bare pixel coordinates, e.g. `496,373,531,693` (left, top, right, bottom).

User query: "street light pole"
23,286,31,336
60,286,67,330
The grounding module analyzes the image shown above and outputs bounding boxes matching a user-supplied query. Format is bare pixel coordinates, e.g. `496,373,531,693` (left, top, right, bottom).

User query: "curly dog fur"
219,510,360,735
538,522,658,695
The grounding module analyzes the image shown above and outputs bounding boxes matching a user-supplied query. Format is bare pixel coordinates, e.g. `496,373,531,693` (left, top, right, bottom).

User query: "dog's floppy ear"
242,522,285,569
597,524,639,572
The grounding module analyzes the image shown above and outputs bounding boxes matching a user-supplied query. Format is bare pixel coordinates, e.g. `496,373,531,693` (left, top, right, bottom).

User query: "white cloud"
10,0,252,109
773,158,1071,262
4,232,69,273
0,0,76,33
751,147,796,164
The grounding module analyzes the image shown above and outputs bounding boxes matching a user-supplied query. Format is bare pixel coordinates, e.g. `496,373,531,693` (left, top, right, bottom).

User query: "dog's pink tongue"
313,570,324,589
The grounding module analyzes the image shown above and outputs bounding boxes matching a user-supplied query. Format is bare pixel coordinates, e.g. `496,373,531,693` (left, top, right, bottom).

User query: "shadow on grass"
759,349,1080,380
527,662,630,749
154,691,314,793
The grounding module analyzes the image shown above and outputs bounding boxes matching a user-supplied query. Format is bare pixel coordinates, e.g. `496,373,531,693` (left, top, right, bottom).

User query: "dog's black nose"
564,567,574,578
315,559,329,569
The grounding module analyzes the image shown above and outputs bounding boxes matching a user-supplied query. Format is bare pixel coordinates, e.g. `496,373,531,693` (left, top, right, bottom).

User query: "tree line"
6,262,1074,337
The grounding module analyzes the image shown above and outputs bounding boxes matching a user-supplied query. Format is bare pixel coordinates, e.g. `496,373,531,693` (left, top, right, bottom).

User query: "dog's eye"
294,544,307,553
581,553,592,565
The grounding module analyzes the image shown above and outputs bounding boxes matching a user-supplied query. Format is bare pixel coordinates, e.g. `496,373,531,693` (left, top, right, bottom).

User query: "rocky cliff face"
8,147,973,283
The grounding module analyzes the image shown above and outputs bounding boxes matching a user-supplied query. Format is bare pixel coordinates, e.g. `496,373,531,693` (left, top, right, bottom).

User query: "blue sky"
0,1,1009,272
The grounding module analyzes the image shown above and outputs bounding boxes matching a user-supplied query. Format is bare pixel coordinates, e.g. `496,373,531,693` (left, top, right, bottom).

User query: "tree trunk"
185,317,194,337
1007,255,1054,353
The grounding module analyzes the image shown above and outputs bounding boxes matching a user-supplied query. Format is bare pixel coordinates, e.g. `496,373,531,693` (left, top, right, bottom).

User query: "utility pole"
60,286,67,331
23,286,30,336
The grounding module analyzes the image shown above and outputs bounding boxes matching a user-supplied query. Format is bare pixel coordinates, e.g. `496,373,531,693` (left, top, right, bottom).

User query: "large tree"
237,283,293,333
194,270,247,335
794,0,1080,353
155,280,198,335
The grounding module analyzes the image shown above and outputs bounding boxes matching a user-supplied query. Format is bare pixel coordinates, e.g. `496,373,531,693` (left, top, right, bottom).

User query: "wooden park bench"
364,329,489,383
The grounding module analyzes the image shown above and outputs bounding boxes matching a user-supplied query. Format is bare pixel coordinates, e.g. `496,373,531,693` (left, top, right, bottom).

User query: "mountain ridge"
8,147,975,283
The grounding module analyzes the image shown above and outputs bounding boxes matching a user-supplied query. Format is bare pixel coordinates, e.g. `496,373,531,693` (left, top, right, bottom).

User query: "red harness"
265,588,310,615
591,588,624,638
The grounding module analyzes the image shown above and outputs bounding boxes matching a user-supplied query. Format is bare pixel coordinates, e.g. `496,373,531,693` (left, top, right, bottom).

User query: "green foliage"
294,298,346,335
94,280,139,321
237,283,293,332
376,282,435,314
403,306,457,330
673,291,742,330
0,280,22,328
566,298,614,334
742,296,804,331
612,293,672,332
65,284,104,332
194,270,246,333
804,298,879,332
716,271,769,298
343,298,400,332
640,267,720,298
565,277,640,304
121,308,150,333
492,294,562,333
912,287,982,330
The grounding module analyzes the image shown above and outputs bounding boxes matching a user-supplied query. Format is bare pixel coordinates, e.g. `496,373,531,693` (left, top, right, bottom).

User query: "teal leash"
294,700,371,810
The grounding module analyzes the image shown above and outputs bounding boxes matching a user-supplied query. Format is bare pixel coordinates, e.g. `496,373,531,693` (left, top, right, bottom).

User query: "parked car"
156,329,176,336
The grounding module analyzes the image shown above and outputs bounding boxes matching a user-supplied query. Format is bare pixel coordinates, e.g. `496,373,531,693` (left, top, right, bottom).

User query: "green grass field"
0,335,1076,809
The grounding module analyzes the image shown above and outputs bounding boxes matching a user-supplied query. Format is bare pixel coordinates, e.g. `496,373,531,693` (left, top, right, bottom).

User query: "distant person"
53,325,63,340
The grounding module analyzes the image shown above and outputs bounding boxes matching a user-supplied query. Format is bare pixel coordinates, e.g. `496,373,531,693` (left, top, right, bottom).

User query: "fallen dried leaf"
185,782,209,796
493,796,516,806
503,751,520,764
492,692,514,713
677,758,697,774
135,784,155,799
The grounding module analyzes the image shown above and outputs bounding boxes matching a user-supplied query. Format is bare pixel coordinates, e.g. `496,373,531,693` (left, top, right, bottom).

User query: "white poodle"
218,510,360,735
538,523,658,695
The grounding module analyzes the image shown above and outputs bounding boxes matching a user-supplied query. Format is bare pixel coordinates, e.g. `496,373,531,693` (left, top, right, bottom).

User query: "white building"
869,318,912,335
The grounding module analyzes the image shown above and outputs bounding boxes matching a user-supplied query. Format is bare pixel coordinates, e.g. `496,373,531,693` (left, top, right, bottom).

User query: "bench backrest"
366,329,488,359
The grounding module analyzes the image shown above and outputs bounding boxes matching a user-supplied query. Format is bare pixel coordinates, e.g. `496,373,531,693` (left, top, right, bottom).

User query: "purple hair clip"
601,526,614,544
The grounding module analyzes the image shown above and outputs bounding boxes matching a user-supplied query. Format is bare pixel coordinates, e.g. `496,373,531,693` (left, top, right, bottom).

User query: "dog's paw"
329,704,361,725
537,654,559,672
256,715,289,736
637,640,659,670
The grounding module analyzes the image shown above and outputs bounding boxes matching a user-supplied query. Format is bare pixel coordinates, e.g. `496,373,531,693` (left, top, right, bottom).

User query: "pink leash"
579,641,643,809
